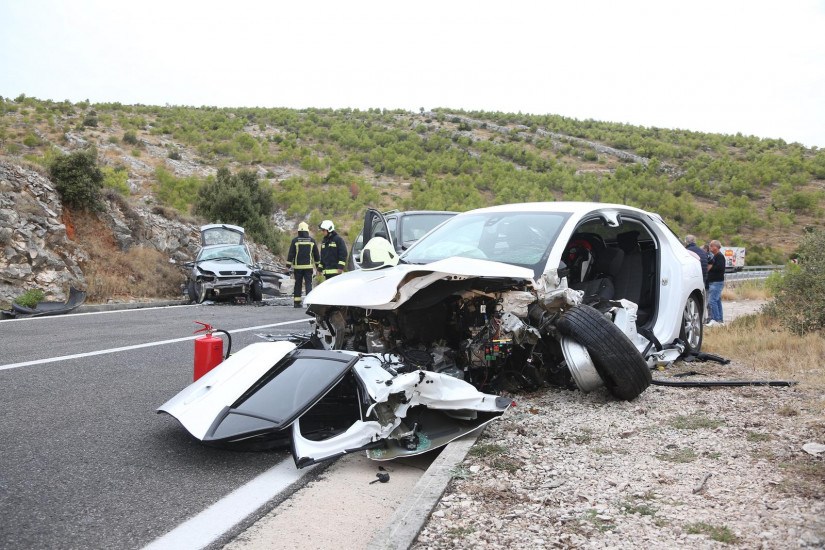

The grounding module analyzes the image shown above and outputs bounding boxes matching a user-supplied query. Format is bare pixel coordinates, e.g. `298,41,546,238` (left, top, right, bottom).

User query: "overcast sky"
2,0,824,147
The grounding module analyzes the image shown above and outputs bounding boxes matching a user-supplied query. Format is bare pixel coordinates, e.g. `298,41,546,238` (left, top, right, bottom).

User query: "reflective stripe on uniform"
323,269,339,275
293,242,316,269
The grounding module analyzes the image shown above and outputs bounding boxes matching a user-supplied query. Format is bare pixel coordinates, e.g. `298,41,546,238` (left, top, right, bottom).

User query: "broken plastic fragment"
802,442,825,456
369,472,391,484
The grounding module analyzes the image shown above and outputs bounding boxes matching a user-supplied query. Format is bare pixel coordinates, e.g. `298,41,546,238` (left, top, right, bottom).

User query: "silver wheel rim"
683,298,701,348
195,282,207,304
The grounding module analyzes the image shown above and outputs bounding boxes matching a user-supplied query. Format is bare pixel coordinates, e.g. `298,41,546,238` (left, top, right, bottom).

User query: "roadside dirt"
224,453,434,549
414,299,825,548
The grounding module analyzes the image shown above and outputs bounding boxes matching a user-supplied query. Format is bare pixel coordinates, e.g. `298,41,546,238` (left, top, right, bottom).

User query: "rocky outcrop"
0,161,85,305
0,159,281,307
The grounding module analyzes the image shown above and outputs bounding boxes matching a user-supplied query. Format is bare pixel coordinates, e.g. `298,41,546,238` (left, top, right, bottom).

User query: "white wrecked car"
306,202,705,400
159,202,704,466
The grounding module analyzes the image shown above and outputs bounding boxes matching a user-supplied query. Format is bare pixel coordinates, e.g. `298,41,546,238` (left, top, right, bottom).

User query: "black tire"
679,294,703,355
187,280,198,303
250,279,263,302
557,304,651,401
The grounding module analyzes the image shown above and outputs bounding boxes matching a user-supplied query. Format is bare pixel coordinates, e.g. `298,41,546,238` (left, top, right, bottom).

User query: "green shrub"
102,166,130,195
49,149,104,210
194,167,279,252
122,130,139,145
14,289,45,308
82,114,98,127
766,229,825,334
167,148,182,160
23,133,41,147
154,166,201,213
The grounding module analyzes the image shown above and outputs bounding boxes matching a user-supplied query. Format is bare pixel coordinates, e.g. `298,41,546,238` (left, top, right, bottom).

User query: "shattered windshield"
197,245,252,264
402,211,570,274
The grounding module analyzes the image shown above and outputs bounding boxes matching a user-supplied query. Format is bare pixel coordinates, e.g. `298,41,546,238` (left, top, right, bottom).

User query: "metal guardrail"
725,265,784,284
737,265,785,271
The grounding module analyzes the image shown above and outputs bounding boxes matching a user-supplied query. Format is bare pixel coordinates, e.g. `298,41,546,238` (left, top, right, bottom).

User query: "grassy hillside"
2,94,824,263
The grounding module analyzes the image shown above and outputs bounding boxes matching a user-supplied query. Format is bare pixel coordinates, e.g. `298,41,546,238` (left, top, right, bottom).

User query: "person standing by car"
706,239,726,326
684,234,709,287
703,242,714,319
319,220,347,280
286,222,320,308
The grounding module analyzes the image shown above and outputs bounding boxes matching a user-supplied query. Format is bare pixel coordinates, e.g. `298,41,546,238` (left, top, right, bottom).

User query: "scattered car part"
7,286,86,318
651,378,797,388
556,304,651,400
369,472,390,484
681,351,730,364
158,341,511,467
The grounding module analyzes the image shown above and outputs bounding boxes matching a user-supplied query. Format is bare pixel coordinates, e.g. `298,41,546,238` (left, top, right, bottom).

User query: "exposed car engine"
312,278,575,393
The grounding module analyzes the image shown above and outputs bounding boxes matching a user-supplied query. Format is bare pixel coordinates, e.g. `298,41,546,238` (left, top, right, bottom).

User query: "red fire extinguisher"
193,321,232,381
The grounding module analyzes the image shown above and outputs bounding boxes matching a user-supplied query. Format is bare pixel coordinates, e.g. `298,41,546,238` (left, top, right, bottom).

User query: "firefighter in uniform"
286,221,320,308
318,219,347,280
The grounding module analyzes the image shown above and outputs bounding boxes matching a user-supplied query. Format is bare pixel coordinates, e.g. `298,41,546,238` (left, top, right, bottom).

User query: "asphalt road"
0,303,314,549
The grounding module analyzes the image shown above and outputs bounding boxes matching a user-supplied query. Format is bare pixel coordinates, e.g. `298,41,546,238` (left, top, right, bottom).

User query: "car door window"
386,217,397,243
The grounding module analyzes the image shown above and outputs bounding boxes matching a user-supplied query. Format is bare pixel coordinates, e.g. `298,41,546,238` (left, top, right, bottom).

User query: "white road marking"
0,304,195,323
142,457,315,550
0,319,311,371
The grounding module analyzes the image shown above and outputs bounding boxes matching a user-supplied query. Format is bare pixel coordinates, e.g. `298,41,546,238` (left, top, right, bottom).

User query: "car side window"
386,217,397,242
353,233,364,255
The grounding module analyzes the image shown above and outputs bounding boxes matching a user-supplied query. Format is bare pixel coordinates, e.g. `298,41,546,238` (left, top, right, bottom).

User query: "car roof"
462,201,652,217
396,210,457,216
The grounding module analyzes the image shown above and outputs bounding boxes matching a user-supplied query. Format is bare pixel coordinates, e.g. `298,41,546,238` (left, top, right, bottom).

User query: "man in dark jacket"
706,239,726,326
286,222,320,307
318,219,347,280
685,234,709,286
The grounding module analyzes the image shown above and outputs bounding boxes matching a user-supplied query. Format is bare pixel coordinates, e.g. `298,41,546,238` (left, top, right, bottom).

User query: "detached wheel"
557,304,651,401
680,294,703,354
250,279,263,302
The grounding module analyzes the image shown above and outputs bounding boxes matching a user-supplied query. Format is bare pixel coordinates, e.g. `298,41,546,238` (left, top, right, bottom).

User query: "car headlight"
196,267,216,280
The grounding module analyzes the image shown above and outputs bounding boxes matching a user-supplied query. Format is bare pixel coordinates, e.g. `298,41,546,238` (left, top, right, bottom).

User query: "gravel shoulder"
414,300,825,549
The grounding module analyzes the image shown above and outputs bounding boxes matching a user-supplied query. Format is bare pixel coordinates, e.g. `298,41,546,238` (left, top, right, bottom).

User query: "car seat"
566,234,625,303
613,230,643,307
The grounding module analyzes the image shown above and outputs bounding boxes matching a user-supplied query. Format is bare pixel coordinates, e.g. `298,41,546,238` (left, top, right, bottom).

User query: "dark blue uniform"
287,231,320,306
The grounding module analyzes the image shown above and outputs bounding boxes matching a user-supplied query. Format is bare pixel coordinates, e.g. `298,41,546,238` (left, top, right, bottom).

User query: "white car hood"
305,256,536,309
197,259,252,276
